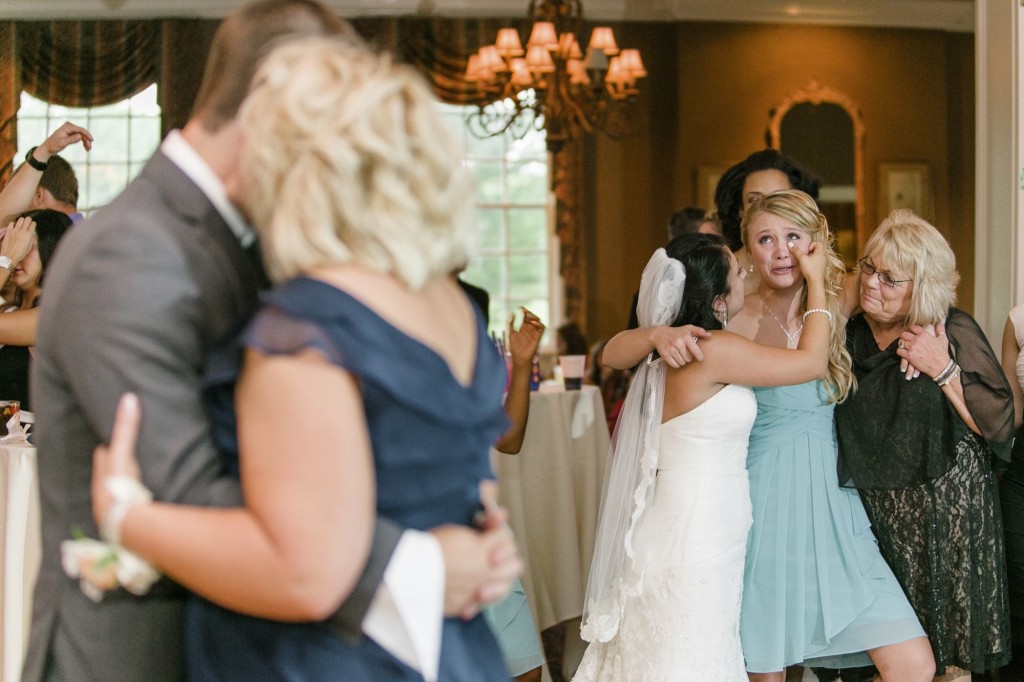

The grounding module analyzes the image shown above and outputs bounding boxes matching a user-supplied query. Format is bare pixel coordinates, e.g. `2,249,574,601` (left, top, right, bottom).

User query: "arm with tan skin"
0,308,40,346
1001,316,1023,430
898,322,980,435
495,308,545,455
602,324,710,370
0,123,92,220
95,349,375,621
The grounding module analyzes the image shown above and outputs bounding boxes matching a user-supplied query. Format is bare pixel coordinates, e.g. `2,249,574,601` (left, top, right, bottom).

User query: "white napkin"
0,411,32,444
571,390,595,438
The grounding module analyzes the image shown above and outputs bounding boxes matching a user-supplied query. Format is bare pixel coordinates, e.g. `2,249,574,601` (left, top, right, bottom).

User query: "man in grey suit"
24,2,517,680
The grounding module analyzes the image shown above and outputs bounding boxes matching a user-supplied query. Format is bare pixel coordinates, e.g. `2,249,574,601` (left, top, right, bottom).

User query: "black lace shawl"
835,308,1014,490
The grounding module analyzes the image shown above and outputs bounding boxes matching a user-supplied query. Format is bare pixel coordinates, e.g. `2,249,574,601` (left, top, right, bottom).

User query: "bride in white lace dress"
576,217,831,681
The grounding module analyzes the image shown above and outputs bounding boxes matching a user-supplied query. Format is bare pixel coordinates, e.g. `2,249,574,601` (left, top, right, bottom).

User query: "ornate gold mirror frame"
767,80,867,255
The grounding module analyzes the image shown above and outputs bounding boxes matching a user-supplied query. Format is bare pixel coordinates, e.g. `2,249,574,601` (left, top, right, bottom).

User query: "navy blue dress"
189,276,511,681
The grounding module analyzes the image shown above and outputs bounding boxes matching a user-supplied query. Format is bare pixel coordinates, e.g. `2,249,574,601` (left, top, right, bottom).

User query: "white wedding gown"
575,384,756,681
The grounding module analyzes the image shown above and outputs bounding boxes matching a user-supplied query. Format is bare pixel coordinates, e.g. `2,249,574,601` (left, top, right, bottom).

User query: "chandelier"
463,0,647,153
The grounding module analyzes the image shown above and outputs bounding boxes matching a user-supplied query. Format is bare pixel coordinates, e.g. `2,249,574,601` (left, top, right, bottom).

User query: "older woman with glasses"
835,209,1014,678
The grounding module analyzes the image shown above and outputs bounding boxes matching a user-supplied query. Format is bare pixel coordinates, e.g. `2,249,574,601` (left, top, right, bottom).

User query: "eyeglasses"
858,258,912,288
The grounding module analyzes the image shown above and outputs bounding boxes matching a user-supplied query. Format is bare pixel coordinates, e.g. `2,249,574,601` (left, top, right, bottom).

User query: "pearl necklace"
759,293,803,349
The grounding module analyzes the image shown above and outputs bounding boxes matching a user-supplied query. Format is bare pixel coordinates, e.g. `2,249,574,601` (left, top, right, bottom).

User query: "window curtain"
0,21,16,186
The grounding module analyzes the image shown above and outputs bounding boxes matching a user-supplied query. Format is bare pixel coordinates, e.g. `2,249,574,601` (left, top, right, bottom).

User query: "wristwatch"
24,147,48,172
0,255,13,270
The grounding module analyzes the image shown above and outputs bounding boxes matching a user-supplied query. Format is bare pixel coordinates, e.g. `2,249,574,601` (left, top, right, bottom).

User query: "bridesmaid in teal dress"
728,191,932,680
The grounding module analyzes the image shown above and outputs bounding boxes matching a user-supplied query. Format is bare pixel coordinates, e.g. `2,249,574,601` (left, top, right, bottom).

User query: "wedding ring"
898,339,906,349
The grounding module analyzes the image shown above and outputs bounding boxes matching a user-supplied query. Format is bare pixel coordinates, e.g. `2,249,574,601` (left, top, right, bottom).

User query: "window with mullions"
16,84,162,218
436,102,554,344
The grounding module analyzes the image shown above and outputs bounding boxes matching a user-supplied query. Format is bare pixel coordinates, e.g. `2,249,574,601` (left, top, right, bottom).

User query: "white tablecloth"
0,443,39,682
494,384,610,676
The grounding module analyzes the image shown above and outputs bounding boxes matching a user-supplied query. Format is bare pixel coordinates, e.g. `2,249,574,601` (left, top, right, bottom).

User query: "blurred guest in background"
836,210,1014,678
628,206,712,330
714,149,821,295
0,123,92,224
667,206,707,240
489,307,545,682
699,210,723,236
0,209,72,409
557,321,589,357
587,339,630,434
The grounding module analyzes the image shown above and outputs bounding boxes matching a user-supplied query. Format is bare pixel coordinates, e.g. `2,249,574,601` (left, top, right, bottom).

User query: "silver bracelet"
933,358,956,384
936,364,961,387
802,308,833,322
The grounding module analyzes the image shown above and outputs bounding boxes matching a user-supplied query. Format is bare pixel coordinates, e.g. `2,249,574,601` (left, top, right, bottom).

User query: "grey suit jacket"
23,150,398,682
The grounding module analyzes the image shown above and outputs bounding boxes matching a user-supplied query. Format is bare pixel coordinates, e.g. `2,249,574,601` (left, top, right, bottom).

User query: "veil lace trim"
580,248,685,642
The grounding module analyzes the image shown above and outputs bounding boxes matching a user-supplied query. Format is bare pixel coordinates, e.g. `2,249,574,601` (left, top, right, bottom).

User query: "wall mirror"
768,81,865,267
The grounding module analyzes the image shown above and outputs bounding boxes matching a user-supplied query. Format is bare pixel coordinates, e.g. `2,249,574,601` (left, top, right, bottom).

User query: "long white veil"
580,248,685,643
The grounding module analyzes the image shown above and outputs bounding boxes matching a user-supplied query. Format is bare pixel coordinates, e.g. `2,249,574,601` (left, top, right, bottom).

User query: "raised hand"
790,240,826,285
897,322,949,380
507,307,544,369
39,121,94,160
1,216,37,266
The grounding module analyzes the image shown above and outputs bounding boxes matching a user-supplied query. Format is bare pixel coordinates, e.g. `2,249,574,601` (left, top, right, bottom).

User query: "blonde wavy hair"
862,209,957,326
741,189,855,403
238,37,475,288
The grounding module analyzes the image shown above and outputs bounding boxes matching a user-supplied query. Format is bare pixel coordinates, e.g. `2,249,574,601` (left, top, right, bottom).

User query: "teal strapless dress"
739,381,924,672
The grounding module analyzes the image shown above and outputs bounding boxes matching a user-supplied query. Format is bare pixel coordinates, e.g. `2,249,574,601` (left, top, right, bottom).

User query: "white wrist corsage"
61,476,161,602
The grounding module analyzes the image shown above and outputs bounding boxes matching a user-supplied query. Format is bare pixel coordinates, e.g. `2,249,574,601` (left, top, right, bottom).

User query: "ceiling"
0,0,975,32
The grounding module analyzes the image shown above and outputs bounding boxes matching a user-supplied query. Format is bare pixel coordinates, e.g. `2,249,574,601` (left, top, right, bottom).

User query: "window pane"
508,253,547,298
507,160,547,204
508,208,546,250
476,208,504,250
88,164,129,208
130,117,161,158
463,255,505,298
471,160,505,204
89,118,130,162
437,100,552,340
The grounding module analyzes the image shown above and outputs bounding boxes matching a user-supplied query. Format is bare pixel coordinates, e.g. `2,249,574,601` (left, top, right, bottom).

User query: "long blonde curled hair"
741,189,855,403
238,37,475,289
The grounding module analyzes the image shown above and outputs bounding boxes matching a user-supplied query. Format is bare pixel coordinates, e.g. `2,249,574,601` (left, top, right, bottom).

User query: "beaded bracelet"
802,308,833,322
937,364,961,387
933,358,956,385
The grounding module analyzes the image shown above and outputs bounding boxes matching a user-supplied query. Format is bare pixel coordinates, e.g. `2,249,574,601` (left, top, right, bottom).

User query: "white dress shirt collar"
160,130,255,247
